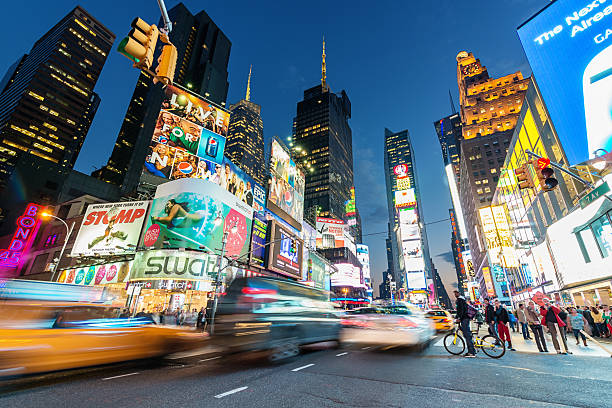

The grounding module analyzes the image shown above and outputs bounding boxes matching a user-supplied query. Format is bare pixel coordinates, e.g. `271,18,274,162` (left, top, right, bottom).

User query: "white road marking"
361,346,371,350
102,372,139,381
291,363,315,372
336,352,348,356
214,386,249,398
199,356,222,362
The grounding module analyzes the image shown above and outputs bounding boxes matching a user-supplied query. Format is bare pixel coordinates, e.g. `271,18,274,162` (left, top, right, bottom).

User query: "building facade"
225,67,265,185
434,113,462,186
93,3,231,190
0,6,114,189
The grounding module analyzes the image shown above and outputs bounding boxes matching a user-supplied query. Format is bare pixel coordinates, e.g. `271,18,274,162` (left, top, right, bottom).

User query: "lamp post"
43,212,75,282
208,215,238,334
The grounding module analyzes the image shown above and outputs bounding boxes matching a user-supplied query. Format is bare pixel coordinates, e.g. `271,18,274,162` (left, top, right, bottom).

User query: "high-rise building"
449,208,468,294
383,128,432,304
455,51,529,283
292,39,353,220
432,267,452,309
434,113,462,187
0,6,114,189
225,66,265,185
93,3,231,191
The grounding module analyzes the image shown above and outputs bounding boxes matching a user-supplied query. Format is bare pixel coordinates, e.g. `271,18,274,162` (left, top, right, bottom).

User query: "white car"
340,304,435,348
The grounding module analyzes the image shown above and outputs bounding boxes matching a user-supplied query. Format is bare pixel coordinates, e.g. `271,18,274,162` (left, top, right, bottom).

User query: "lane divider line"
336,352,348,357
214,386,249,399
291,363,315,372
102,372,139,381
361,346,371,350
200,356,222,362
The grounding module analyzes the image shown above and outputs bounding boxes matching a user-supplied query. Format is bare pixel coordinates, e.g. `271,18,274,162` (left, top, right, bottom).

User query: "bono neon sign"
0,203,43,268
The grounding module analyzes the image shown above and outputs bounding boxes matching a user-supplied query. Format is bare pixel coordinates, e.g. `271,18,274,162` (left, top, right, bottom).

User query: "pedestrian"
582,306,596,336
483,298,498,338
526,301,548,352
567,307,588,347
508,310,518,333
494,300,515,351
454,290,476,358
516,303,532,340
197,307,204,329
557,304,571,351
597,306,609,338
591,306,604,337
539,298,569,354
602,305,612,338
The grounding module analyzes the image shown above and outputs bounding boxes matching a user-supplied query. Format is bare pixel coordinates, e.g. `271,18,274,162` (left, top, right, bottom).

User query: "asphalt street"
1,338,611,408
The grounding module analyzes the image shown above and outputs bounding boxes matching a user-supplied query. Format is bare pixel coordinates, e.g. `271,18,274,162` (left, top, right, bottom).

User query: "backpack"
466,303,478,319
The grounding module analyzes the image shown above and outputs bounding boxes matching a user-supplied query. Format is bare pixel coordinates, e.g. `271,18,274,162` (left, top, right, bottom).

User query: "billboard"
316,217,347,249
356,244,370,280
70,201,149,257
462,250,475,277
0,203,43,270
305,251,328,290
142,178,253,260
131,249,218,281
268,139,305,227
398,207,418,225
58,261,132,286
406,271,426,290
249,211,268,267
330,263,362,287
394,188,416,208
518,0,612,165
266,220,303,279
345,187,356,217
479,206,519,268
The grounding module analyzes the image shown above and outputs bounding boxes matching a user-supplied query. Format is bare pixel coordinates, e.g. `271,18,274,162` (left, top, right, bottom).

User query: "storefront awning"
571,197,612,234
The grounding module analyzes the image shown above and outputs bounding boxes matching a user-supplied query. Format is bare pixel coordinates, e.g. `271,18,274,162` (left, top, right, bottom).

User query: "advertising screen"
142,178,253,259
268,139,305,227
316,217,347,249
356,244,370,280
399,223,420,241
306,252,328,290
267,220,303,279
398,207,418,225
479,206,519,268
394,188,416,208
406,271,426,290
482,267,497,297
130,249,218,281
330,263,362,287
70,201,149,257
462,250,475,277
249,211,268,267
58,261,132,286
518,0,612,164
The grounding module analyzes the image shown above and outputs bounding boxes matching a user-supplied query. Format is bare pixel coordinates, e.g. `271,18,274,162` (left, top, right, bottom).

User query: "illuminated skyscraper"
0,6,114,189
292,39,353,219
225,66,265,185
93,3,231,190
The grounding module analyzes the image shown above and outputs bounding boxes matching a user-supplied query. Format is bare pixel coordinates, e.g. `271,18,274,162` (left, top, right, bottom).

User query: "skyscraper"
383,128,432,304
225,66,265,185
455,51,529,281
434,113,462,187
93,3,231,191
0,6,114,189
292,39,353,220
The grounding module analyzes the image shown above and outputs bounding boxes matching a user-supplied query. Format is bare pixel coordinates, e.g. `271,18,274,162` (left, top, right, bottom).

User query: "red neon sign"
0,203,43,268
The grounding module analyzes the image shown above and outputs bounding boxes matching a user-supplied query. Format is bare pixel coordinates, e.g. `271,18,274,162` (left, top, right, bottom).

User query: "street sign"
579,182,610,209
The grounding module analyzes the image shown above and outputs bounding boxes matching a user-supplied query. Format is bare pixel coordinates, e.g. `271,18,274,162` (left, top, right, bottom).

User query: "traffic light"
153,43,178,85
534,159,558,191
118,18,159,70
290,240,297,254
514,163,534,190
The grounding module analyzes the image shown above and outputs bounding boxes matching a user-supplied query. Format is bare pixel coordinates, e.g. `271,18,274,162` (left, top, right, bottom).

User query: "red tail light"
341,318,371,328
241,287,277,295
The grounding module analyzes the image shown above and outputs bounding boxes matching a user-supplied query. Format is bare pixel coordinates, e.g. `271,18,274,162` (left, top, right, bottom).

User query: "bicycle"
443,322,505,358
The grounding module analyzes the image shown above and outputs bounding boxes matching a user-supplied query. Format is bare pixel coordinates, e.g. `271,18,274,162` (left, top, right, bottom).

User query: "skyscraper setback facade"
225,67,265,185
0,6,114,188
292,41,353,220
93,3,230,191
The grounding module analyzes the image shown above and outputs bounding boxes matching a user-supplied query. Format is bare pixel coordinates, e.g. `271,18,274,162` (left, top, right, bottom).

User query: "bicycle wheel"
443,332,466,355
480,335,506,358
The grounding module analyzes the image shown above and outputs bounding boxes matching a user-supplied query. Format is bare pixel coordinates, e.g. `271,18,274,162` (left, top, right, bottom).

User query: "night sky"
4,0,550,295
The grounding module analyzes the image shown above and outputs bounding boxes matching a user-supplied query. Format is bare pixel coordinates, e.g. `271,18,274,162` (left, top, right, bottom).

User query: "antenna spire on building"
246,64,252,101
449,89,457,114
321,36,327,89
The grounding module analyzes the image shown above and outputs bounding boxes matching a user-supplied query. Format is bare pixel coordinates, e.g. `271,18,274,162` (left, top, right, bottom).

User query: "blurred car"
425,309,455,332
212,277,341,362
340,303,435,348
0,300,206,377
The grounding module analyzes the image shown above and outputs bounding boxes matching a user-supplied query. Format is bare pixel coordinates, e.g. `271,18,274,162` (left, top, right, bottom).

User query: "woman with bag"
567,307,588,347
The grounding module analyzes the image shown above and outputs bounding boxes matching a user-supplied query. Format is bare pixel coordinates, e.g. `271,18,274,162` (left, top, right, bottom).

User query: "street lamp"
42,212,75,282
209,214,238,334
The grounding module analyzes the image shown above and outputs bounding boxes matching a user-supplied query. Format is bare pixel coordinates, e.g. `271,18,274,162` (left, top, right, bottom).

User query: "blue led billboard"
518,0,612,165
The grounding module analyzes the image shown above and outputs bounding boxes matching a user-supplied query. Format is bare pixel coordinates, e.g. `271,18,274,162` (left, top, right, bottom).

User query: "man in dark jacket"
495,300,515,351
540,298,569,354
484,298,497,338
454,290,476,357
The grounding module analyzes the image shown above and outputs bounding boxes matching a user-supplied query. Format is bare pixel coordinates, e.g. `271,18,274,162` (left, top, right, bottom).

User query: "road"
1,339,611,408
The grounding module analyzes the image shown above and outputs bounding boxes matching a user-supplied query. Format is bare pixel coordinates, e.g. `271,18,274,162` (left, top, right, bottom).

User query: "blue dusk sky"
2,0,550,295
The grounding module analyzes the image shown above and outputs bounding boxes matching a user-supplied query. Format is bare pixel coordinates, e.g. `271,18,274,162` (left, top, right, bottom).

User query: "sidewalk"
504,328,612,357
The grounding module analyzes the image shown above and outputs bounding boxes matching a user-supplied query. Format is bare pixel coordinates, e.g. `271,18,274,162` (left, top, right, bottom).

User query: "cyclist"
454,290,476,358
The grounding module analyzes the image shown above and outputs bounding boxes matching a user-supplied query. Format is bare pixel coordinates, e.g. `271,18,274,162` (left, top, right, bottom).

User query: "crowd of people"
453,290,612,357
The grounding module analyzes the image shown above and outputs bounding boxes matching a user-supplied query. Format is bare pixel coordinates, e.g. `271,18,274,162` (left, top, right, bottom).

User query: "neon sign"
0,203,43,268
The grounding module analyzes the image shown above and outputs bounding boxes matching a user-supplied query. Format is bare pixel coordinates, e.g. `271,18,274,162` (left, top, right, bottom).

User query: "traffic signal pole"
156,0,172,33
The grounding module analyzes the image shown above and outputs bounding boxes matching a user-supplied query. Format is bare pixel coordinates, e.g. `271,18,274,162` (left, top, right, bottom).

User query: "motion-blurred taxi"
425,309,454,332
0,280,206,377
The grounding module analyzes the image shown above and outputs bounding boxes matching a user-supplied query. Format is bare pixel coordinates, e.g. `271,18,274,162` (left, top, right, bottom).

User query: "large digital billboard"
249,211,268,267
406,271,426,290
356,244,370,280
131,249,218,281
268,139,305,228
518,0,612,165
330,263,362,287
316,217,348,249
479,206,519,268
394,188,416,209
142,178,253,260
266,220,303,279
71,201,149,257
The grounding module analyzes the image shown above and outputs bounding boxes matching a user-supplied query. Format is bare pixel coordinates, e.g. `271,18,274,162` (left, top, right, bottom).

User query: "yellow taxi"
425,309,455,332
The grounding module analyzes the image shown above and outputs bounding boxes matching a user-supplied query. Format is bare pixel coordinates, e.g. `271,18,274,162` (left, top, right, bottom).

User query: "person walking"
582,306,596,336
454,290,476,358
508,310,518,333
602,305,612,338
494,300,515,351
567,307,588,347
526,301,548,352
540,298,569,354
516,303,532,340
591,306,604,337
197,308,204,330
484,298,498,338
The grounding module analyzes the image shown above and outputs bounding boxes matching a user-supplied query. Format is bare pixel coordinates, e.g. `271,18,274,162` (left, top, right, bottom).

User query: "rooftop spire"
321,36,327,89
245,64,252,101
